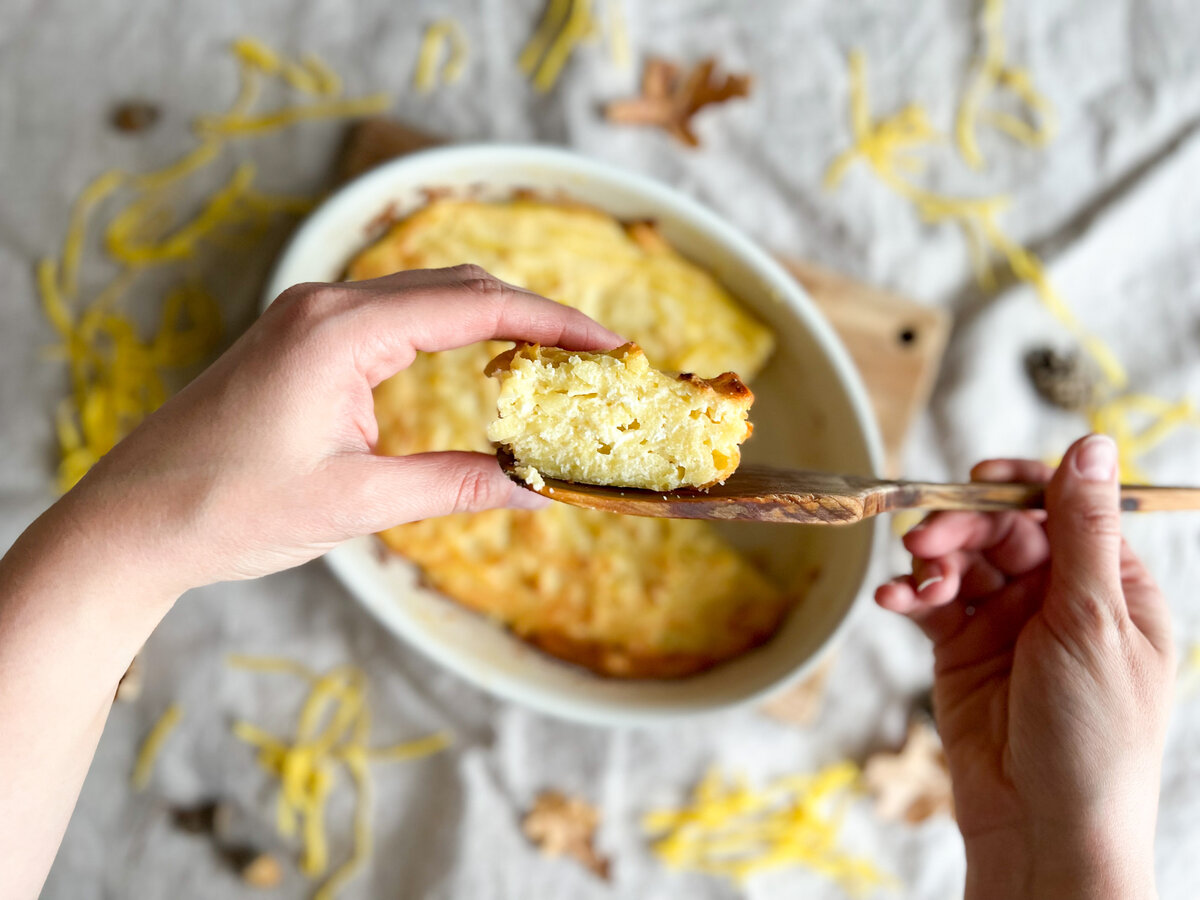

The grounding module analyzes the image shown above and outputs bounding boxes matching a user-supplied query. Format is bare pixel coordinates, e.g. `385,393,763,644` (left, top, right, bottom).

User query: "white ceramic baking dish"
264,144,882,725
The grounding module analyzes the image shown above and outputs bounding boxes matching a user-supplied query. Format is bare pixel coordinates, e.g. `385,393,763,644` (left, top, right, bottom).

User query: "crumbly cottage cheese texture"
353,198,783,678
485,343,754,492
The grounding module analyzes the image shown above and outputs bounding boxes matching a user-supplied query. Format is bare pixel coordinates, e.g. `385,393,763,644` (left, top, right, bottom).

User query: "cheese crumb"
514,465,546,491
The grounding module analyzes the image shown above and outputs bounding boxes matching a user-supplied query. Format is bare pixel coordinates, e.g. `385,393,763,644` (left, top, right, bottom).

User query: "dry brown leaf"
522,790,610,880
863,719,955,824
605,56,752,147
760,656,834,726
239,852,284,889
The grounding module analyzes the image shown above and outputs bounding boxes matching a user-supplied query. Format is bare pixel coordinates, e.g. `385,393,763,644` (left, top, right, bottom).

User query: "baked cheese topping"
354,198,784,678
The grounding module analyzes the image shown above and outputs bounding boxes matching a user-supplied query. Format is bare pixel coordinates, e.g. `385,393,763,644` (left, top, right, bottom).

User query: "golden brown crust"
487,343,755,405
676,369,754,403
375,512,792,679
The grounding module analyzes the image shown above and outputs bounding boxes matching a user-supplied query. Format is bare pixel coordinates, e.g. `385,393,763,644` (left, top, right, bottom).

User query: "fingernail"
1073,434,1117,482
508,488,551,511
916,574,944,594
915,562,944,594
906,518,929,535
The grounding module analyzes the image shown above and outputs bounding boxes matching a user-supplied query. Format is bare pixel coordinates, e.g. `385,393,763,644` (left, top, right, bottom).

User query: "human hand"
0,265,620,899
65,264,620,595
875,434,1174,900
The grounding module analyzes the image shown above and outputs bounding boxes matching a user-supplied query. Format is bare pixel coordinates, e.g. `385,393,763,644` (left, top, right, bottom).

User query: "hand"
0,265,618,899
67,264,620,592
875,435,1174,900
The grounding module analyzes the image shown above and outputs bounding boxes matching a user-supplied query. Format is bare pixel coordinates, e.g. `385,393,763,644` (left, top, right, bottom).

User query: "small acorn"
110,100,162,134
1024,347,1097,412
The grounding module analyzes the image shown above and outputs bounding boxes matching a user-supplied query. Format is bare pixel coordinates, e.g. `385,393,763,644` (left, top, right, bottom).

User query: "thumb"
335,451,549,534
1044,433,1127,626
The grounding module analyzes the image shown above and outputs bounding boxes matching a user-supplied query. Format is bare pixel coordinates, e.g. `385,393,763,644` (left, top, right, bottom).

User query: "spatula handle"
891,482,1200,514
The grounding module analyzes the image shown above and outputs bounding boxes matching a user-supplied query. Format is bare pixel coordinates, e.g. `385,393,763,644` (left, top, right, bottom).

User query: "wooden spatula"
497,453,1200,525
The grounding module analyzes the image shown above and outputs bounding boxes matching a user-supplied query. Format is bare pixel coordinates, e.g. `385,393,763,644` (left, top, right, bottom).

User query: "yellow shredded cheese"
302,54,343,97
644,762,891,894
282,59,323,94
605,0,631,70
520,0,595,93
956,0,1057,169
131,702,183,791
195,93,391,137
233,37,282,74
414,20,469,93
825,34,1197,482
228,655,451,899
519,0,569,75
60,171,127,299
38,38,383,494
106,163,257,265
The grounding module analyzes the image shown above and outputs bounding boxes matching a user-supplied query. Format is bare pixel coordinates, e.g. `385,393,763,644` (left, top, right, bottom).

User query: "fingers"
903,459,1052,577
1043,434,1127,627
903,511,1049,576
879,454,1054,643
331,450,550,534
969,458,1056,483
873,569,967,646
344,266,622,383
876,550,1004,634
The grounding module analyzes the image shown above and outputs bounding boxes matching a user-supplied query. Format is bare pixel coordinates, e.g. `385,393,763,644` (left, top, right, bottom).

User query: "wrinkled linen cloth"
2,1,1200,898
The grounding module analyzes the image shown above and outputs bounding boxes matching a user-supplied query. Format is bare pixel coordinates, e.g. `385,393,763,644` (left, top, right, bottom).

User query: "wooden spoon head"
496,450,877,524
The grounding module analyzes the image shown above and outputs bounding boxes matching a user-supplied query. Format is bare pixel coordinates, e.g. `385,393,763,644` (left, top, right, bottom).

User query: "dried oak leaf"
522,790,610,880
863,719,955,824
605,56,752,147
230,850,284,889
760,655,835,726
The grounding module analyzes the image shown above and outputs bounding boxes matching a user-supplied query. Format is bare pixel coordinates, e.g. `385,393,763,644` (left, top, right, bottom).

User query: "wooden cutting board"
337,118,949,477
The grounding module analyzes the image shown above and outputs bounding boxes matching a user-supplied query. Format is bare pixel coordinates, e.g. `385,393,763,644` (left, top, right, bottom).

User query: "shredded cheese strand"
519,0,570,75
132,703,184,791
302,54,343,97
195,93,391,137
107,163,257,266
60,171,127,299
415,21,469,92
955,0,1058,169
229,653,319,682
645,762,890,893
532,0,594,93
283,59,323,95
606,0,631,70
233,37,282,74
366,731,453,761
230,656,450,897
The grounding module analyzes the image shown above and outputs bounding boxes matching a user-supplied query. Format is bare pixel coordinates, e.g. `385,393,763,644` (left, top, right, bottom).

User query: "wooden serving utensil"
497,452,1200,525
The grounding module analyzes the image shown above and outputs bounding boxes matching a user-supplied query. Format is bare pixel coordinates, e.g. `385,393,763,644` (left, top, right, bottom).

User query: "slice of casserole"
486,343,753,491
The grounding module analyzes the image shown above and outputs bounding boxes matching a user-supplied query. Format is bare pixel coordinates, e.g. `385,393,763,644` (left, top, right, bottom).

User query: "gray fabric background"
2,1,1199,897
